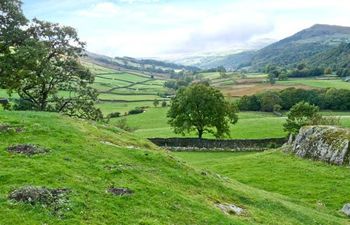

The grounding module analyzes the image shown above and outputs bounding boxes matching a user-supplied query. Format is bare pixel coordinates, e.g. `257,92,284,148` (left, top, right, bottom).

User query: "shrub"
13,98,37,111
161,101,167,107
128,108,144,115
107,112,121,119
115,118,136,132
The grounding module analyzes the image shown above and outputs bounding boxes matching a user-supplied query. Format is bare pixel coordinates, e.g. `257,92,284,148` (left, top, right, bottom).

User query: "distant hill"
250,24,350,70
173,24,350,71
84,52,200,77
181,51,256,71
307,42,350,69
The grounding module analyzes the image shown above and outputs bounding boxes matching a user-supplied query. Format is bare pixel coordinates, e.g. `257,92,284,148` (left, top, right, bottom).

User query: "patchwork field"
83,61,170,115
198,72,350,97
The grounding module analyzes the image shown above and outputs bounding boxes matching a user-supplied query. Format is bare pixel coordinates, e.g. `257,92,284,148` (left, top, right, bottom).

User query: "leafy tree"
1,18,101,119
283,101,321,135
161,100,167,107
324,67,332,75
167,83,238,139
260,92,282,112
265,65,280,85
153,99,160,107
238,95,260,111
0,0,27,82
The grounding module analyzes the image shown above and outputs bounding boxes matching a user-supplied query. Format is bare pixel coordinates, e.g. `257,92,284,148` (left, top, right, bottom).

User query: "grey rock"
292,126,350,165
216,203,244,215
341,203,350,216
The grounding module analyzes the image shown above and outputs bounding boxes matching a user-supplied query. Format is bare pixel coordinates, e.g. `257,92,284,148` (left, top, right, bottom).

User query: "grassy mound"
0,111,348,224
175,150,350,218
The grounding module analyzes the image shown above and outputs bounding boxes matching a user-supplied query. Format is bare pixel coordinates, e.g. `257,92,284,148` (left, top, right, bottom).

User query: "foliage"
128,107,144,115
0,0,27,61
239,87,350,112
153,99,160,107
0,3,101,120
164,77,192,90
107,112,121,119
115,117,135,132
167,83,238,139
283,101,321,134
161,100,167,107
260,92,282,112
287,67,324,78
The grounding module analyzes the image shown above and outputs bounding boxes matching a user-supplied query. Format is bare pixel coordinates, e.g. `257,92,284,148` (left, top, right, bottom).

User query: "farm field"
115,107,350,139
197,72,350,97
83,61,170,116
277,78,350,89
174,150,350,218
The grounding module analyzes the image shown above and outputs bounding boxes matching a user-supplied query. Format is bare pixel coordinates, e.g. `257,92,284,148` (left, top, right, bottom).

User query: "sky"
22,0,350,59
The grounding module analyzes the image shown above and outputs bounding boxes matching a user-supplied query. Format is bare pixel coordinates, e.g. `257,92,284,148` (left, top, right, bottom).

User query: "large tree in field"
167,83,238,139
0,15,102,119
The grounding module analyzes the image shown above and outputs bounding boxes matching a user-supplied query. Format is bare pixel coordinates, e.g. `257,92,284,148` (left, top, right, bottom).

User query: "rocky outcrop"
292,126,350,165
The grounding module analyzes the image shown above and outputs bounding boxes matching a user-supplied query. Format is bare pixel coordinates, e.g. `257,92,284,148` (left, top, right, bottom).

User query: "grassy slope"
116,107,350,139
175,150,350,218
0,111,348,225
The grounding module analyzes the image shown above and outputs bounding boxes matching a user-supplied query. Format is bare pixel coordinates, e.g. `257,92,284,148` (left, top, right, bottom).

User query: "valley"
2,1,350,224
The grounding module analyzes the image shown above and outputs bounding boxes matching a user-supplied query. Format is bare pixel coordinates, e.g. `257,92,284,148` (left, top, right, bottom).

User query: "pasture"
197,72,350,97
175,150,350,217
117,107,350,139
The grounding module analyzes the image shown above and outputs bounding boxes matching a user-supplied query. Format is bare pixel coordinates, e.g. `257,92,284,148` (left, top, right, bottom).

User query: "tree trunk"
198,129,203,140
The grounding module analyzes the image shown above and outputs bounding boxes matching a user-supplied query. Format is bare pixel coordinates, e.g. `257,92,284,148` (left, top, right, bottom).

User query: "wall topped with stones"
148,137,287,151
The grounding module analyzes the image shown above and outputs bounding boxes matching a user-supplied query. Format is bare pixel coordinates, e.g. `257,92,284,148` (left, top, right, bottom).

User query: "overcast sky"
22,0,350,58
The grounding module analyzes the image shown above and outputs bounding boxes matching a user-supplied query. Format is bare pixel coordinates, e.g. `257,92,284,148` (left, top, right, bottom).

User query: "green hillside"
175,150,350,218
1,111,349,224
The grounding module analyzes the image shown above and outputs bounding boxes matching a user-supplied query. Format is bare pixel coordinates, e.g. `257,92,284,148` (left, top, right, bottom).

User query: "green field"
175,150,350,218
81,61,170,116
1,111,349,224
117,107,350,139
278,78,350,89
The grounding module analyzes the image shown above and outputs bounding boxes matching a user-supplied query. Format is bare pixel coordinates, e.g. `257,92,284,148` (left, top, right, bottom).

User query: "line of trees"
239,88,350,112
0,0,101,120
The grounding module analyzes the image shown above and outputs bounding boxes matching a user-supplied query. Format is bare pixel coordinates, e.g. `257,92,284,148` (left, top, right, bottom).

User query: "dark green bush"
128,108,144,115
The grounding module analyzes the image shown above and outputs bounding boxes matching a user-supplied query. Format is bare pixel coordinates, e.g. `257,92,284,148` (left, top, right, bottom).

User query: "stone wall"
148,137,287,151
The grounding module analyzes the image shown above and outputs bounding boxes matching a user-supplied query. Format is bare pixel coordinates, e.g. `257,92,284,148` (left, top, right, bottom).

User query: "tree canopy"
0,1,102,120
283,101,321,135
167,83,238,139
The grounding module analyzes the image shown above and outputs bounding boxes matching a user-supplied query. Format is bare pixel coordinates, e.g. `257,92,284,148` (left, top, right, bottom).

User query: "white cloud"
24,0,350,58
77,2,120,18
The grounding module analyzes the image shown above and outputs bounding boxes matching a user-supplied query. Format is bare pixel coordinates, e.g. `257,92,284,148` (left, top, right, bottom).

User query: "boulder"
292,126,350,165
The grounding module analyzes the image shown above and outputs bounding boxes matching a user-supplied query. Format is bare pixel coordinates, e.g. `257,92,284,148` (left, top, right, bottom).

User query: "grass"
0,111,349,224
278,78,350,89
116,108,287,139
175,150,350,217
118,107,350,139
98,93,162,101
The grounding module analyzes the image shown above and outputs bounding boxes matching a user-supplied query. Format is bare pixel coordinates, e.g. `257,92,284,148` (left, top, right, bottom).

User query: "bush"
107,112,121,119
161,101,167,107
115,118,136,132
13,98,37,111
128,108,144,115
